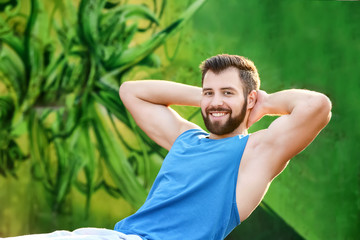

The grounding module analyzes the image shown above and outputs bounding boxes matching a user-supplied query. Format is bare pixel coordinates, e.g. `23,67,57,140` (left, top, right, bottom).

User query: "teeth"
212,112,226,117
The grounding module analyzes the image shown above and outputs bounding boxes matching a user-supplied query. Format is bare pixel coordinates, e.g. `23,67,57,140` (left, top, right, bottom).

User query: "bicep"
121,93,198,150
260,97,331,173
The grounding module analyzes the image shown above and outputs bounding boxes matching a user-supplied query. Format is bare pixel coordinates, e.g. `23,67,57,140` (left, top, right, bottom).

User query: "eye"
203,91,213,96
223,91,233,96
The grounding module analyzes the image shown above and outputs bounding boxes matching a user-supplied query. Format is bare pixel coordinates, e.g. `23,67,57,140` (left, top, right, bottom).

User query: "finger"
247,110,256,128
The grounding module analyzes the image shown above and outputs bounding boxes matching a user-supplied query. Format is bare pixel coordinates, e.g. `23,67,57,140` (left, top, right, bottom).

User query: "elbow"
119,81,129,99
319,94,332,123
119,81,134,103
312,94,332,126
323,95,332,125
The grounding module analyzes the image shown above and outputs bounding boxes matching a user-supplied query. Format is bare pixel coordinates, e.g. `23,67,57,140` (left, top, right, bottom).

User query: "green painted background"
0,0,359,239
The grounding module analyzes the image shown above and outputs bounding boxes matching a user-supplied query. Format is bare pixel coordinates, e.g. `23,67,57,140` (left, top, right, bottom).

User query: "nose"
211,93,224,107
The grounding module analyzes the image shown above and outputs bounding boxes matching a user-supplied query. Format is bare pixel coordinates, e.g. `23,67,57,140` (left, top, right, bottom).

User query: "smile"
209,111,230,118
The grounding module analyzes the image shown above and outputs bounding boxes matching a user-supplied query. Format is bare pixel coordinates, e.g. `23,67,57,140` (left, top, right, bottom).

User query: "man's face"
201,68,248,136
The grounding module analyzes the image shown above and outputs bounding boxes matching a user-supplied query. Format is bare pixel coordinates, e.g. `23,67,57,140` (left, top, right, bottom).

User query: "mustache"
205,107,232,114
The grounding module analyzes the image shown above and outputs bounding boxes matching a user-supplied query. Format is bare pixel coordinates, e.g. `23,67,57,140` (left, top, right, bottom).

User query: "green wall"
168,0,359,239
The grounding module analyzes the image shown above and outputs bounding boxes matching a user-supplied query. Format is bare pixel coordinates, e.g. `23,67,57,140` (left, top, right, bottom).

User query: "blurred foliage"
0,0,205,217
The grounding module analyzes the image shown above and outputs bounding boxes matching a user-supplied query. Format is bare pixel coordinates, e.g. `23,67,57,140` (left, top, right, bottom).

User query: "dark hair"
199,54,260,94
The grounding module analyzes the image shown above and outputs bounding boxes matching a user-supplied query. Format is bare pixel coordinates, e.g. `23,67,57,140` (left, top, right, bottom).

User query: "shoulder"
170,127,207,147
238,130,273,173
178,128,207,139
243,130,266,152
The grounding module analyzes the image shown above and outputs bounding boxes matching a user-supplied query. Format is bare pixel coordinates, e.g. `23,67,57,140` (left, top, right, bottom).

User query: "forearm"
262,89,331,117
248,89,332,128
119,80,202,107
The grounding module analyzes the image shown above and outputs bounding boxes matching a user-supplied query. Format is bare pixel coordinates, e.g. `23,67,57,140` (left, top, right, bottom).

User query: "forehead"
203,67,244,90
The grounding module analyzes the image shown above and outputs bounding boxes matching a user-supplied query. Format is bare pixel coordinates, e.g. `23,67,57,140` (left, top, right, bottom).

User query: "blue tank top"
114,129,249,240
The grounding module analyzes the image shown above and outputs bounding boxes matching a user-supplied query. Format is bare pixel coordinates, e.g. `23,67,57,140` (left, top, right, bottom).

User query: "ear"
247,90,257,109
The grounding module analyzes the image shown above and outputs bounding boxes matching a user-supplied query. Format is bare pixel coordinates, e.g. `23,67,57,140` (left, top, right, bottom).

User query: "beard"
201,99,247,135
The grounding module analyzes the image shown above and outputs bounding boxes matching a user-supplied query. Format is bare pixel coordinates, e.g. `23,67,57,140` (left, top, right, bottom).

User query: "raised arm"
248,89,332,178
119,80,202,150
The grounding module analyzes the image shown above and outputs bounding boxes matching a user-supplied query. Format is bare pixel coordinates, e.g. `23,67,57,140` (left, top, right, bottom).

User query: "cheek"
229,99,245,114
200,99,208,111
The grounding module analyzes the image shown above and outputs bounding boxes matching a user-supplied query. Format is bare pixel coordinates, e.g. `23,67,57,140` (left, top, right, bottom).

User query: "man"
3,54,331,240
113,54,332,239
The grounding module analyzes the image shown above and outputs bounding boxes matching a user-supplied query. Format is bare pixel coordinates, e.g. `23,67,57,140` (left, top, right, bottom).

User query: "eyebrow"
202,87,237,91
